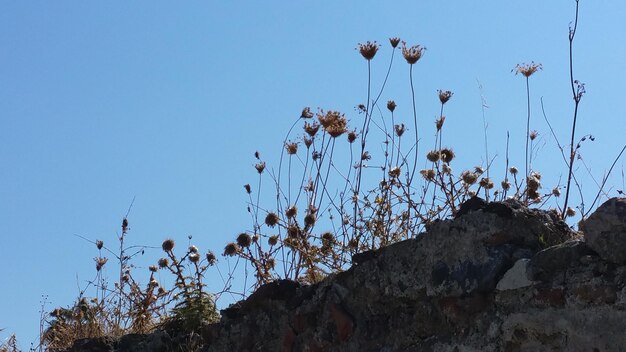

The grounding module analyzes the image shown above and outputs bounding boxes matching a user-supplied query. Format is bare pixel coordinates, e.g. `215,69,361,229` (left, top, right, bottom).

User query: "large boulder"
580,197,626,264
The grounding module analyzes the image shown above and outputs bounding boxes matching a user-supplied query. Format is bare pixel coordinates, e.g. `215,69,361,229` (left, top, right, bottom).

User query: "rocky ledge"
65,198,626,352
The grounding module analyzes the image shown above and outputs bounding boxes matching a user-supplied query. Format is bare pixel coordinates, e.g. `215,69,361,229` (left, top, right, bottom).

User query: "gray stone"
496,259,534,291
580,197,626,264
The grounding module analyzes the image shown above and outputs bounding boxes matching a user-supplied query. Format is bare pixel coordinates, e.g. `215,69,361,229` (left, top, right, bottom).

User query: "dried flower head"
287,225,301,239
321,232,335,244
402,42,426,64
387,100,397,112
255,162,266,174
301,107,314,119
223,242,240,256
347,130,358,144
435,116,445,131
268,235,279,246
189,245,198,254
304,122,320,137
318,110,348,138
420,169,436,181
389,37,401,48
479,177,494,189
565,207,576,217
389,167,401,178
285,142,298,155
394,123,406,137
244,184,251,194
513,62,543,77
304,213,316,228
267,258,276,270
509,166,519,175
461,171,478,185
162,239,175,252
149,265,157,272
236,233,252,248
552,187,561,197
527,175,541,190
206,251,216,265
94,257,108,272
438,90,453,104
265,212,279,227
358,41,379,60
440,148,455,163
501,180,511,191
158,258,169,268
442,164,452,175
96,240,104,250
529,130,538,141
188,253,200,263
285,206,297,219
303,136,313,148
426,150,441,162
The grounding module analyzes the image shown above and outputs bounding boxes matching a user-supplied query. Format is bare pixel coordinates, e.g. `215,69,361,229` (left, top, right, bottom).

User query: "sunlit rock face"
64,198,626,352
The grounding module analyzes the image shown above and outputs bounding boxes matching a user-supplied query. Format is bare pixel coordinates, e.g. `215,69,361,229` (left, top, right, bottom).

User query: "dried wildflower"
149,265,158,272
95,240,104,250
244,184,251,194
474,166,485,175
265,212,279,227
267,258,276,270
509,166,519,175
420,169,436,180
389,37,401,48
438,90,453,104
501,180,511,191
121,218,129,234
122,274,129,282
347,130,357,144
268,235,279,246
387,100,397,112
461,171,478,185
304,122,320,137
426,150,440,162
356,104,367,114
162,239,175,252
285,142,298,155
348,238,359,249
255,162,266,174
303,137,313,148
301,107,314,119
158,258,169,268
435,116,445,131
188,253,200,263
440,148,455,163
287,225,301,239
513,62,543,77
361,151,371,161
206,251,216,265
401,42,426,64
479,177,494,189
565,207,576,217
389,167,401,178
552,187,561,197
318,110,348,138
529,130,538,141
442,164,452,175
321,232,335,244
94,257,108,272
394,123,406,137
189,245,198,254
149,279,159,287
254,151,260,159
358,41,379,60
527,189,541,201
236,233,252,248
304,213,316,228
286,206,297,219
527,175,541,190
158,287,166,296
223,242,240,256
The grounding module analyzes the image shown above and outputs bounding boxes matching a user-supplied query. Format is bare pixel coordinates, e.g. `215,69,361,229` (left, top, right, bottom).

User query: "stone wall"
65,198,626,352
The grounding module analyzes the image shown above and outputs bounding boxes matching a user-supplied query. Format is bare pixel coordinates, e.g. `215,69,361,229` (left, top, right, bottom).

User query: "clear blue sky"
1,1,625,348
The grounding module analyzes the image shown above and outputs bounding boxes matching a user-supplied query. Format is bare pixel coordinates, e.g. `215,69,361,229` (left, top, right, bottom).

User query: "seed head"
301,107,314,119
268,235,279,246
565,207,576,217
529,130,538,141
389,37,401,48
318,110,348,138
389,167,401,178
401,42,426,65
304,122,320,137
223,242,240,256
287,225,301,239
96,240,104,250
461,171,478,185
394,123,406,137
303,137,313,148
244,184,251,194
501,180,511,191
440,148,455,163
236,233,252,248
267,258,276,270
435,116,445,131
321,232,335,244
426,150,440,162
304,213,316,228
162,239,175,252
387,100,397,112
347,130,357,144
158,258,169,268
149,265,158,272
527,175,541,190
189,245,198,254
188,253,200,263
513,62,543,78
94,257,108,272
206,251,216,265
285,142,298,155
285,206,297,219
552,187,561,197
358,41,379,61
420,169,436,181
442,164,452,175
265,212,279,227
255,162,266,174
122,218,129,234
438,90,453,104
479,177,494,189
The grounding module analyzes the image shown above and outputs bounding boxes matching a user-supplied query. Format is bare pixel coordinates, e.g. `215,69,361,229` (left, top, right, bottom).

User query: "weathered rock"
62,198,626,352
580,197,626,264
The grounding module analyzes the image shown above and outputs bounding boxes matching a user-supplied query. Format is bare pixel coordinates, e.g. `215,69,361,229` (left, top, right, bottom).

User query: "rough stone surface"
580,197,626,264
62,198,626,352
